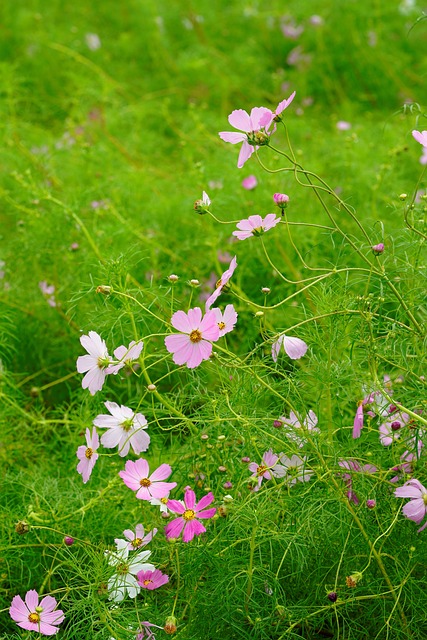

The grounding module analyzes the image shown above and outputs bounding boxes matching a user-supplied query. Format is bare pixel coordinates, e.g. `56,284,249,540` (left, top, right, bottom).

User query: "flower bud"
147,384,157,392
273,420,283,429
273,193,290,209
391,421,401,431
218,465,227,473
261,287,271,294
217,435,226,441
164,615,177,634
223,481,232,489
64,536,75,546
168,274,179,283
189,279,200,287
254,311,264,318
371,243,384,255
241,456,251,463
399,193,407,201
15,521,30,535
327,591,338,602
201,433,209,440
96,285,111,295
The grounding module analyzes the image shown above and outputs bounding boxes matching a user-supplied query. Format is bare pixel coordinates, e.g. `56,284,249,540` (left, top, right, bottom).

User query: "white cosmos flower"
106,546,154,602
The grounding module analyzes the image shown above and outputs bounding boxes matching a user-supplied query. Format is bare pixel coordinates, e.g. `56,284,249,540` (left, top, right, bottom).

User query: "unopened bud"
218,465,227,473
64,536,75,546
371,243,384,255
327,591,338,602
194,191,211,215
168,274,179,283
241,456,251,463
147,384,157,392
15,521,30,535
217,434,226,441
366,499,376,509
190,279,200,287
399,193,407,201
273,420,283,428
273,193,290,209
261,287,271,294
201,433,209,441
96,285,111,295
254,311,264,318
223,494,234,503
164,615,177,634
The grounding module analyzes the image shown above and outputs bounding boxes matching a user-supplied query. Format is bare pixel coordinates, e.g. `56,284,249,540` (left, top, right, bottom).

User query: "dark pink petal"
167,499,186,515
182,519,206,542
164,516,185,539
195,492,215,512
353,404,364,439
184,489,196,509
197,507,216,520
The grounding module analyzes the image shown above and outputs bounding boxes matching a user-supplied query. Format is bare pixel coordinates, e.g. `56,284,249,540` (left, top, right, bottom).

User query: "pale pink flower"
93,401,149,456
279,410,319,447
281,18,304,39
242,175,257,190
119,459,177,500
394,478,427,532
390,445,423,483
260,92,296,128
10,590,64,636
116,524,157,551
219,107,274,168
205,256,238,310
137,622,163,640
76,427,99,483
338,459,377,504
279,454,313,485
248,449,287,491
137,569,169,590
336,120,352,131
165,307,219,368
165,488,216,542
352,392,377,439
76,331,114,395
213,304,238,337
272,334,308,361
39,281,57,308
379,411,410,446
412,130,427,146
233,213,281,240
109,340,143,374
420,146,427,165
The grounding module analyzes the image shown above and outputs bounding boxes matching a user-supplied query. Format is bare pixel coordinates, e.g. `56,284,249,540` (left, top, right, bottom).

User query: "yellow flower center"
140,477,151,487
256,465,268,476
423,494,427,506
218,322,225,330
160,497,169,504
85,447,93,459
121,418,133,432
143,579,153,586
131,537,142,547
183,509,196,521
28,612,40,624
215,278,223,289
189,330,202,343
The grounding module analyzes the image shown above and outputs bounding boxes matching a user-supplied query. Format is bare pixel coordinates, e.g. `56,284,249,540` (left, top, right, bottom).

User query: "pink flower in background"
338,459,377,504
137,569,169,590
279,410,319,447
119,459,176,501
337,121,352,131
281,18,304,39
76,427,99,483
395,479,427,532
116,524,157,551
272,334,308,361
109,341,143,374
379,411,410,446
10,590,64,636
233,213,280,240
94,402,150,456
219,107,273,168
165,488,216,542
39,281,57,307
205,256,238,310
248,449,287,491
136,621,163,639
242,175,258,190
213,304,238,337
217,250,233,263
390,446,423,483
76,331,114,395
279,454,313,485
352,391,377,439
165,307,219,368
412,130,427,146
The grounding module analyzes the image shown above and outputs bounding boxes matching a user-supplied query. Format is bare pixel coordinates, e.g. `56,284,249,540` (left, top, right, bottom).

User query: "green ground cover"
1,1,426,638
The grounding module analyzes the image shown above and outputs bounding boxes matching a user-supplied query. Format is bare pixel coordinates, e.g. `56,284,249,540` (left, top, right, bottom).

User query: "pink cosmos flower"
389,444,423,483
39,281,57,308
233,213,281,240
10,590,64,636
420,146,427,165
137,621,163,639
259,93,296,130
115,524,157,551
137,569,169,590
248,449,287,491
219,107,274,168
205,256,238,310
412,130,427,147
279,454,313,485
352,392,377,439
165,488,216,542
338,459,377,504
379,411,410,446
394,478,427,532
119,459,177,500
213,304,238,337
242,175,258,190
76,331,114,395
272,334,308,361
336,120,352,131
165,307,219,368
93,401,150,457
108,340,143,374
76,427,99,483
279,410,319,447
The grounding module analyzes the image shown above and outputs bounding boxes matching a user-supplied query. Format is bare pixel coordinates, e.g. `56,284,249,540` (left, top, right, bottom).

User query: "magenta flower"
412,130,427,146
233,213,281,240
279,410,319,447
248,449,287,491
165,488,216,542
273,192,290,209
272,334,308,361
352,392,377,439
219,107,274,168
76,331,114,395
379,411,410,446
108,340,143,374
93,401,150,457
371,243,384,255
165,307,219,369
213,304,238,337
76,427,99,483
205,256,238,310
119,459,177,500
116,524,157,551
137,569,169,590
10,590,64,636
395,478,427,532
242,175,258,190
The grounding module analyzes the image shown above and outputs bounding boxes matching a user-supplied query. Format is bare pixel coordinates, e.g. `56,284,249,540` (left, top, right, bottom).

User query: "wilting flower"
248,449,287,491
94,402,150,456
395,478,427,532
10,590,64,636
213,304,238,337
413,130,427,147
109,341,143,374
137,569,169,590
379,411,410,446
279,454,313,485
272,334,308,361
219,107,274,168
194,191,211,215
165,307,219,368
242,175,258,190
76,427,99,483
106,546,154,601
115,524,157,551
205,256,238,310
165,488,216,542
233,213,281,240
76,331,114,395
338,459,377,504
279,410,319,447
119,459,176,501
